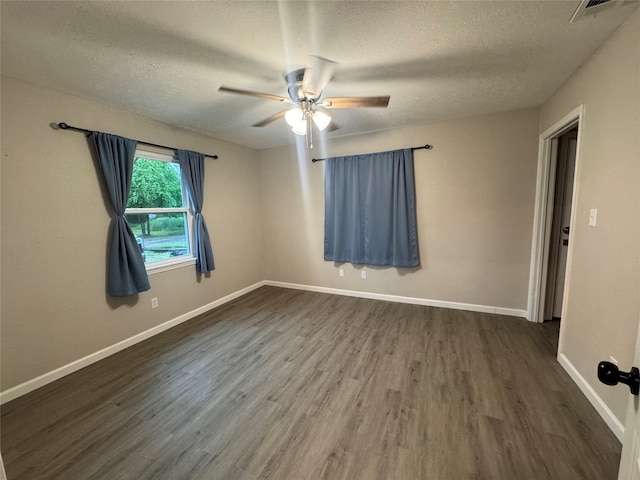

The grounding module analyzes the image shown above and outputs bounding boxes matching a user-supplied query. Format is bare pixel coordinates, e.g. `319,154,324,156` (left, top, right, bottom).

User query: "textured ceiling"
1,1,637,149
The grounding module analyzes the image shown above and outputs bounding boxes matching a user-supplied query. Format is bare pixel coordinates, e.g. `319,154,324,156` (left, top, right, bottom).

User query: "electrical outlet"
589,208,598,227
151,297,159,309
339,269,344,277
361,271,367,279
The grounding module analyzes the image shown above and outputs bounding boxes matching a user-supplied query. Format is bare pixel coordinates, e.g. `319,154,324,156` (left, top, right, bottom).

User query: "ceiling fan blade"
218,86,290,103
322,96,390,108
252,109,288,127
302,56,338,98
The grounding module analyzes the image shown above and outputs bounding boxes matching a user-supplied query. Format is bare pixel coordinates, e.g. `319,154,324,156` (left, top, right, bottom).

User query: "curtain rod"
56,122,219,159
311,144,432,163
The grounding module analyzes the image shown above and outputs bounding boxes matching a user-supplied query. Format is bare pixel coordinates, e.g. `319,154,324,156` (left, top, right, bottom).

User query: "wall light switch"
588,208,598,227
361,271,367,279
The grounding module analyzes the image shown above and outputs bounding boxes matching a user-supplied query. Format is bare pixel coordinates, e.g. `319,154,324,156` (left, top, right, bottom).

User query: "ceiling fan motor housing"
285,68,319,103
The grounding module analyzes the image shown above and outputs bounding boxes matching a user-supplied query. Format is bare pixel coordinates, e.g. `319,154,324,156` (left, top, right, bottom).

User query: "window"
124,150,195,270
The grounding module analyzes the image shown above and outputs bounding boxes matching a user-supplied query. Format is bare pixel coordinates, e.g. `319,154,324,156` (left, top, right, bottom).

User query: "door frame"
527,105,584,328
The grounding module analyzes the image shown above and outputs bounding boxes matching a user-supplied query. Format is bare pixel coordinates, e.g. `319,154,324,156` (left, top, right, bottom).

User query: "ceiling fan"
218,56,390,148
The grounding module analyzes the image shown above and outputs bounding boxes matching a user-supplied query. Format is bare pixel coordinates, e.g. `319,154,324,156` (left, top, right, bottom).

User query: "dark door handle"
597,361,640,395
562,226,570,235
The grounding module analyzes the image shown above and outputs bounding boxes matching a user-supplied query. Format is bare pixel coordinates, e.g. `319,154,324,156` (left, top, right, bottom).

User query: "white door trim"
527,105,584,324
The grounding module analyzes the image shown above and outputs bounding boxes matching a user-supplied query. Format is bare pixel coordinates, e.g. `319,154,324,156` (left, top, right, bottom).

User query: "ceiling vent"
570,0,637,22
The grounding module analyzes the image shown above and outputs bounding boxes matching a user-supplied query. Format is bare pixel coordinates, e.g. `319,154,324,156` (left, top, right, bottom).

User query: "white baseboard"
557,352,624,441
0,281,267,405
264,281,528,318
495,307,528,317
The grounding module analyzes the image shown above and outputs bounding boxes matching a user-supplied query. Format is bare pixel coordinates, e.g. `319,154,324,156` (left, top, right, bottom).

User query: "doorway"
543,127,578,321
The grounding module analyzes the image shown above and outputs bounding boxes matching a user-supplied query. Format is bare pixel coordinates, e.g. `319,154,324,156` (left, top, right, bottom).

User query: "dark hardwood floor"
1,286,621,479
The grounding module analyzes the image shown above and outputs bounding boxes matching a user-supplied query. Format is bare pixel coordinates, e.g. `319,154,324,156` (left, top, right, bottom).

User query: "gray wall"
0,77,264,390
259,108,540,311
540,9,640,424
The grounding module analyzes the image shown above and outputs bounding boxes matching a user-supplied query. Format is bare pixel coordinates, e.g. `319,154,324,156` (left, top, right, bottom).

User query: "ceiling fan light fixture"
291,122,307,136
312,110,331,131
285,107,304,127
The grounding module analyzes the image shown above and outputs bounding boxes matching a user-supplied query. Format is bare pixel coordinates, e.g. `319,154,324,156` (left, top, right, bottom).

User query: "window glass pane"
127,158,183,209
126,212,190,263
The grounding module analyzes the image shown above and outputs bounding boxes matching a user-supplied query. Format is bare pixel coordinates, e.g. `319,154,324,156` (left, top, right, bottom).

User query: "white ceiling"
1,1,637,150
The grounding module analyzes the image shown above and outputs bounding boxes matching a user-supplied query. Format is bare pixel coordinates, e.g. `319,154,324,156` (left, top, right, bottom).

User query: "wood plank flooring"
1,286,621,479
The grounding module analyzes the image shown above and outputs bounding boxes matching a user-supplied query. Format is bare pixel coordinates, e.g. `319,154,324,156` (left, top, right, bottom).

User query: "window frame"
125,149,196,274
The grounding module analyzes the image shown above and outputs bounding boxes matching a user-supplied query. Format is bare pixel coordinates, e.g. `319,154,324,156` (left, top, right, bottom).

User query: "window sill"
146,257,196,275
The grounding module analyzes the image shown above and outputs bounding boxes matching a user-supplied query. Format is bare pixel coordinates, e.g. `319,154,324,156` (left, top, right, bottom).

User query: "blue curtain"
92,132,150,296
176,149,215,273
324,148,420,267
